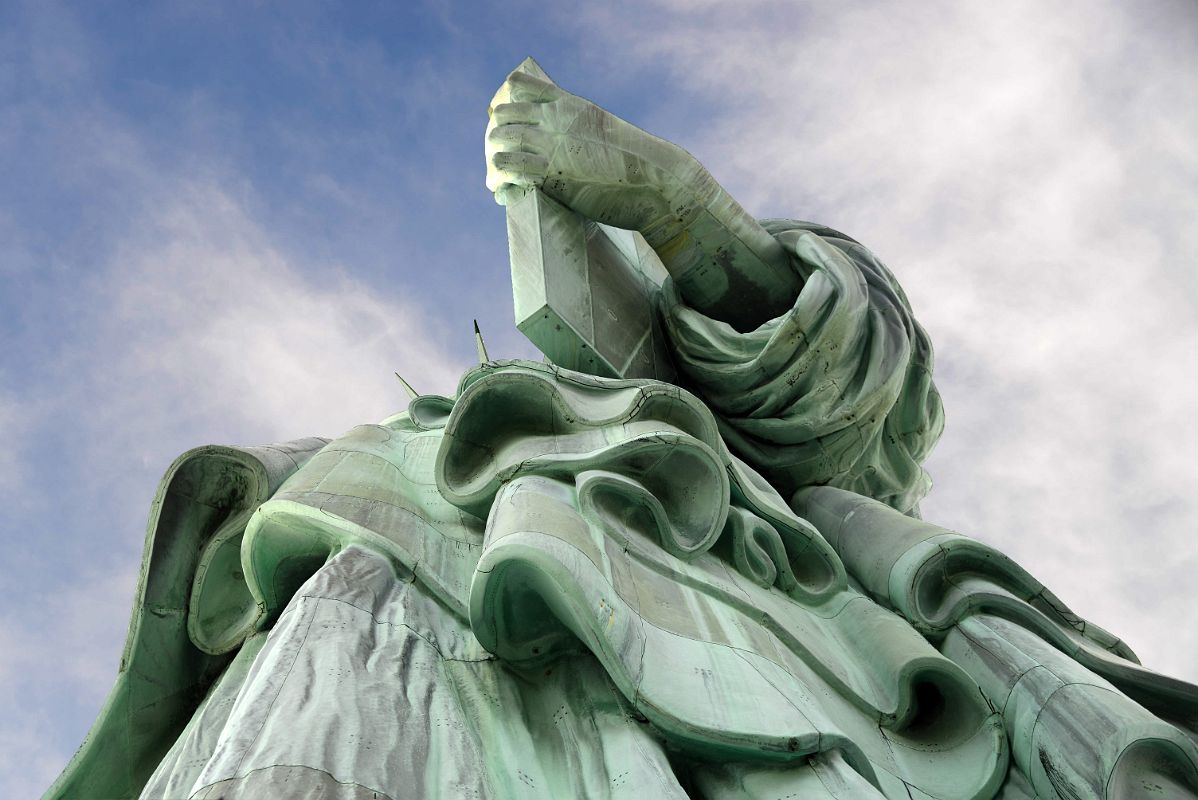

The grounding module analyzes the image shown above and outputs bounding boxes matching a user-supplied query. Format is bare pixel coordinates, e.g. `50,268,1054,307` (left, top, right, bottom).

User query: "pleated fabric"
662,220,943,514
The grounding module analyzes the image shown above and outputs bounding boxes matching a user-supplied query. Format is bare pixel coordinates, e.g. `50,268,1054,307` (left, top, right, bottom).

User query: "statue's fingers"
493,184,529,207
504,70,561,103
490,151,550,179
487,123,551,156
487,151,549,193
489,102,544,127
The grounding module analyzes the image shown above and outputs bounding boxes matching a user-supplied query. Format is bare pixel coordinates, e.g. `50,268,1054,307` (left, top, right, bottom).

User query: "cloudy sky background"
2,1,1196,795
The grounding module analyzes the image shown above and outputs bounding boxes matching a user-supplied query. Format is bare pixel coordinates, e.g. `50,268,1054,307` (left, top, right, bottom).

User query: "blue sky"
3,1,1197,795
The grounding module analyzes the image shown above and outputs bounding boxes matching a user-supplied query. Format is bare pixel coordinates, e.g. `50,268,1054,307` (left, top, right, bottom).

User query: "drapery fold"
44,438,330,800
662,220,943,514
794,485,1198,799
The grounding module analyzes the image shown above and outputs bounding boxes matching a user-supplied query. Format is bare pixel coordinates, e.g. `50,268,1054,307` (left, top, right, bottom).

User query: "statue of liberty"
45,60,1198,800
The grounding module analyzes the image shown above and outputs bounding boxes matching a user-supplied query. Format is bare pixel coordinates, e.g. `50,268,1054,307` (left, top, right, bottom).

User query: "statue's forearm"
641,159,801,331
485,64,799,331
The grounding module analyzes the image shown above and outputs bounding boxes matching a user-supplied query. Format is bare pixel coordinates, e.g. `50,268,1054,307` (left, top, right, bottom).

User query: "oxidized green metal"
45,59,1198,799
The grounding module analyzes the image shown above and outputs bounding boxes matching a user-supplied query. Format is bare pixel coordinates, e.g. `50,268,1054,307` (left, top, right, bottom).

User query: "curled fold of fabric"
467,473,1005,798
439,360,732,557
241,422,487,627
661,220,943,515
723,506,790,591
793,485,1198,730
945,615,1198,800
438,361,727,559
44,437,329,800
794,485,1198,798
441,360,845,598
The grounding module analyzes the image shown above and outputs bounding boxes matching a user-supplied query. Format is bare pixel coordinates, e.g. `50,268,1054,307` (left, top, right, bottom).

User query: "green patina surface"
45,59,1198,799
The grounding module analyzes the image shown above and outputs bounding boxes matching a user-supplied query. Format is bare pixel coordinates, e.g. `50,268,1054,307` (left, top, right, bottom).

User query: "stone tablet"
506,186,676,381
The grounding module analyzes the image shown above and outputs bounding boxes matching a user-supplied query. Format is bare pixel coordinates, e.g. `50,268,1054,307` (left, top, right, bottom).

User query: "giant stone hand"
485,66,706,238
485,61,802,332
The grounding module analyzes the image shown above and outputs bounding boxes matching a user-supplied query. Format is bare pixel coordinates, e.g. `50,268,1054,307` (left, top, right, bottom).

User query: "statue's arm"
486,69,800,332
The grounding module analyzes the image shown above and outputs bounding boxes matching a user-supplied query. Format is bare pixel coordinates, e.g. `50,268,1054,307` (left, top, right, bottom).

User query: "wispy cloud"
90,180,467,450
0,395,26,496
0,564,137,796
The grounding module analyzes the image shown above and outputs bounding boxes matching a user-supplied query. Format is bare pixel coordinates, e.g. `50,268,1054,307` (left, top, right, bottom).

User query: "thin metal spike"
394,372,419,400
474,320,490,363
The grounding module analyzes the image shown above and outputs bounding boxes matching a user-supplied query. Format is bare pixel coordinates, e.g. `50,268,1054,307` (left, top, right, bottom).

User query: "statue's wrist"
644,162,707,235
639,200,693,255
639,172,717,254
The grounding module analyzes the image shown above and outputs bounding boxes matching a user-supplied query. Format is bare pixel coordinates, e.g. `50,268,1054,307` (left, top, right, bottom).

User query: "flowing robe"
46,223,1198,800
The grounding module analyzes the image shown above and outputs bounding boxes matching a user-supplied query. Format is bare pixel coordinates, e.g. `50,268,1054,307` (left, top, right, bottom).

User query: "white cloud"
574,0,1198,681
0,564,137,797
90,180,467,453
0,723,74,800
0,394,26,496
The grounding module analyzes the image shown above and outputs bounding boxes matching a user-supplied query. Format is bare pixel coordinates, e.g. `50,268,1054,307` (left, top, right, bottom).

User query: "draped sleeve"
661,220,943,514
